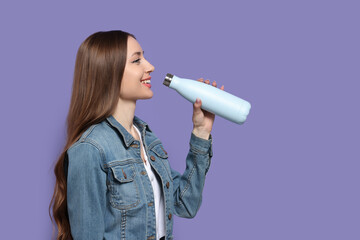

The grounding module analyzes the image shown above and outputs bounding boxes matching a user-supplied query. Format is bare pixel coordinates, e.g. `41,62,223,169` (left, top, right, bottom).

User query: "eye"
132,58,141,64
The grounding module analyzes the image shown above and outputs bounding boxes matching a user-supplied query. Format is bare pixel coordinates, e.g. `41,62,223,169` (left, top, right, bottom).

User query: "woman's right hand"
191,78,224,140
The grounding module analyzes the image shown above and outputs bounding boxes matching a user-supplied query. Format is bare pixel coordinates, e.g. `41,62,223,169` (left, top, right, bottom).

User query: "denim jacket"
66,115,213,240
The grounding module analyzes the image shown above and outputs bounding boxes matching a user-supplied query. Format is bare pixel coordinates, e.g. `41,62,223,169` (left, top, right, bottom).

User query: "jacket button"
148,202,153,206
141,171,147,175
130,144,139,148
150,155,155,161
166,182,169,188
168,213,172,220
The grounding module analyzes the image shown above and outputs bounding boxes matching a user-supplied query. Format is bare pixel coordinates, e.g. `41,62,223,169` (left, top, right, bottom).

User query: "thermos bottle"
163,73,251,125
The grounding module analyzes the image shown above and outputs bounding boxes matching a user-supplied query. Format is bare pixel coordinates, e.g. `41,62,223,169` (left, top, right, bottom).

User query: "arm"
66,142,107,240
172,131,213,218
172,77,220,218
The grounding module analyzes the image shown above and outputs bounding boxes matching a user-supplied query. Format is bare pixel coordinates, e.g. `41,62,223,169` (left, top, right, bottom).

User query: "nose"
145,59,155,73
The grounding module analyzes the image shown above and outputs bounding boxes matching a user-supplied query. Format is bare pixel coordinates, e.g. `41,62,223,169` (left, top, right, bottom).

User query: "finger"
205,79,210,84
197,78,204,82
212,81,217,87
193,98,202,112
221,85,224,90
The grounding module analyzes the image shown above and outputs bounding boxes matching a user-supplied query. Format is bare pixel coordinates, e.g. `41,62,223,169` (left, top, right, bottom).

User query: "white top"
133,125,166,240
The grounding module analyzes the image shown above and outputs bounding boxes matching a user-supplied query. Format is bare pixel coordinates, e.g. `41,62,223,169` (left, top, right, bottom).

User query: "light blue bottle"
163,73,251,125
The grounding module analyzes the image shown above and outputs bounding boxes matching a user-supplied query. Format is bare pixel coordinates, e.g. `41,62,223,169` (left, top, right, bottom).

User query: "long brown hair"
49,30,136,240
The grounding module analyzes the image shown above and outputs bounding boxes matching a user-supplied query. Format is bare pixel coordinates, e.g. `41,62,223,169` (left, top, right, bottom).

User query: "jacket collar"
105,115,152,147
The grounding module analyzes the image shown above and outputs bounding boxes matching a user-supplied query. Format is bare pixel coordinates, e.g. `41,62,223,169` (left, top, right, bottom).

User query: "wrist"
192,128,210,140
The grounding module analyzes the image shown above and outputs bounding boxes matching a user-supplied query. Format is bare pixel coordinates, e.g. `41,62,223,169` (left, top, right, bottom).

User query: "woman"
50,30,224,240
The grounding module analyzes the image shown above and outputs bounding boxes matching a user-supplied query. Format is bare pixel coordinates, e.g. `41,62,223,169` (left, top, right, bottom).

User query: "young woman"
50,30,224,240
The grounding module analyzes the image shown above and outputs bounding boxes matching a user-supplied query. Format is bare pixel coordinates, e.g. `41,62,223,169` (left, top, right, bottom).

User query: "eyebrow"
131,51,144,57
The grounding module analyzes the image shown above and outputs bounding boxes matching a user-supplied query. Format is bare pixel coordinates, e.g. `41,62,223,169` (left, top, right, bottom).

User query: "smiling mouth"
140,79,151,84
140,79,151,88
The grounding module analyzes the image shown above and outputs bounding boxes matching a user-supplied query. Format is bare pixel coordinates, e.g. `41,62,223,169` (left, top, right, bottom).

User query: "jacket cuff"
190,132,213,157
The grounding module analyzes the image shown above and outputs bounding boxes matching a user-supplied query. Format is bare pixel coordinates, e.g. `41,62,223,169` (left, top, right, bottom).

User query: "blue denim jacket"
66,115,213,240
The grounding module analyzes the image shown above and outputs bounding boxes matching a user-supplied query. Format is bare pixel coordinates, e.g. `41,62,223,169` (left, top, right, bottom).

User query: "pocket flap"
110,164,135,183
151,144,168,159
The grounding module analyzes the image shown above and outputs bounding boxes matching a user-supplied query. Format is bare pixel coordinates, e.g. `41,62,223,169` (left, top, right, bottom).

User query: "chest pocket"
108,163,140,210
150,143,172,181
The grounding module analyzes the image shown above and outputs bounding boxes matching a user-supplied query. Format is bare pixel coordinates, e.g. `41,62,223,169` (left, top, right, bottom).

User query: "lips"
140,77,151,88
140,77,151,82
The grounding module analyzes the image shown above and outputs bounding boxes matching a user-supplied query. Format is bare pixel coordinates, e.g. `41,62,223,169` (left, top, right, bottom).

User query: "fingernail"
196,98,200,103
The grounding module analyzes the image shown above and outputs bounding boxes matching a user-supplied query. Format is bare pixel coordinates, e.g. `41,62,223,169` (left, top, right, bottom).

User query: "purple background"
0,0,359,239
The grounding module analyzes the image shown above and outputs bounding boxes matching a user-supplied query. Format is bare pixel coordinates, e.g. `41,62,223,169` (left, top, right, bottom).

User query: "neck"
112,98,136,133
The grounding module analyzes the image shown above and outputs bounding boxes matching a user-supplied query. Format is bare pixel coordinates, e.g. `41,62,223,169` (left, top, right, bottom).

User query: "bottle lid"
163,73,174,87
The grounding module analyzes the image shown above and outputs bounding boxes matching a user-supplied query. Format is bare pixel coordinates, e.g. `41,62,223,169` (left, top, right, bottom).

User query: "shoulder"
66,141,105,173
69,120,120,150
67,121,116,166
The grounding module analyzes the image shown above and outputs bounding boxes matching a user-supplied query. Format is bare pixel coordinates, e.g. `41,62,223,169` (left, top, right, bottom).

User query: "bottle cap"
163,73,174,87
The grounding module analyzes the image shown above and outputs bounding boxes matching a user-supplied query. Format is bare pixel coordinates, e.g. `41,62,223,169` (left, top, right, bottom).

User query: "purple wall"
1,1,359,239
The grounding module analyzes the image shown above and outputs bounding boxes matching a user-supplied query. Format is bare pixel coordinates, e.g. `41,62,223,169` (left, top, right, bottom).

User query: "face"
119,36,155,101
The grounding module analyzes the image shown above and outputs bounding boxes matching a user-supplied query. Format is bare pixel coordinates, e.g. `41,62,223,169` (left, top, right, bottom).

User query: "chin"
140,92,153,100
147,90,154,98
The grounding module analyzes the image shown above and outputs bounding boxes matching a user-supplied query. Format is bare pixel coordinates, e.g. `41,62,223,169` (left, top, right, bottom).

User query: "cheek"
120,67,142,89
126,65,143,80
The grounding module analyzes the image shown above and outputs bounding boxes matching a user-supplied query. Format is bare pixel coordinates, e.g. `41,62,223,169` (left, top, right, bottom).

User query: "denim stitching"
110,164,136,182
105,159,141,168
83,139,106,162
179,152,197,199
205,157,211,175
189,144,209,155
68,139,107,173
109,164,141,210
80,124,97,140
158,158,173,182
121,210,126,240
147,139,161,149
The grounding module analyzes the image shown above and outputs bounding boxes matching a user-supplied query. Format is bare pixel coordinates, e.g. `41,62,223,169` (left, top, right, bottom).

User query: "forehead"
127,37,143,57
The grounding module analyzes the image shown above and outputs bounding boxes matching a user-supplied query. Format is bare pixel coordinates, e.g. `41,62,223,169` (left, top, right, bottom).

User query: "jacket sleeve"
66,142,107,240
171,132,213,218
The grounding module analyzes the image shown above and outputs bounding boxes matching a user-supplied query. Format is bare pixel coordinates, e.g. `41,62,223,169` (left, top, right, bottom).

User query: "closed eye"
132,58,141,64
